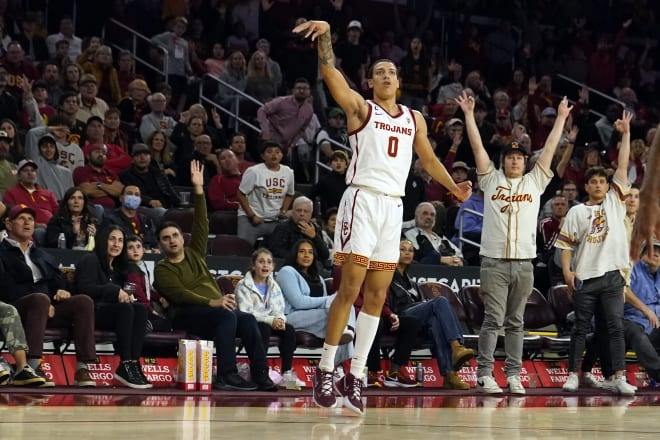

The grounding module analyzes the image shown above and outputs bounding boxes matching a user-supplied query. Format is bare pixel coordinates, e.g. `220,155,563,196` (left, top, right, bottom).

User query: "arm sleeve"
139,117,155,143
555,209,579,251
477,163,497,191
268,283,287,321
25,126,51,161
238,167,257,194
22,96,44,128
276,266,328,310
312,225,330,261
44,219,66,248
267,223,293,258
73,254,121,302
256,101,274,134
207,175,224,210
235,280,258,315
153,262,215,306
285,168,295,195
190,193,209,256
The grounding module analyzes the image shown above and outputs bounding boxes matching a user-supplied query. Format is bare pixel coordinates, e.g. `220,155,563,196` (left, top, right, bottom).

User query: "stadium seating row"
3,272,576,362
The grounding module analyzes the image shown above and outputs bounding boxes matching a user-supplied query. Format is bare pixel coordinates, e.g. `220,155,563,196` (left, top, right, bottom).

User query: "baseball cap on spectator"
452,161,469,172
128,79,150,94
347,20,362,31
7,204,36,220
446,118,464,127
502,141,529,157
541,107,557,117
86,115,104,127
83,143,107,156
641,239,660,255
328,107,345,118
17,159,38,172
331,150,349,163
131,143,151,156
38,135,57,146
0,130,11,141
80,74,97,85
173,16,188,26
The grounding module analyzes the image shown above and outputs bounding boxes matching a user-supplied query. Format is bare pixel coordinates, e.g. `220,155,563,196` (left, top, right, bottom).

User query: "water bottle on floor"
416,361,424,387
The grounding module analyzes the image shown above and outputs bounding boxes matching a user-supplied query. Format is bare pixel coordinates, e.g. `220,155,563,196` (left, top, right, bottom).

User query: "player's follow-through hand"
292,20,330,41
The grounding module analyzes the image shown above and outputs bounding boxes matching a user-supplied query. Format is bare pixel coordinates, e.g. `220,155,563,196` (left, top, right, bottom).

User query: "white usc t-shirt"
555,177,630,281
237,163,295,221
479,163,553,259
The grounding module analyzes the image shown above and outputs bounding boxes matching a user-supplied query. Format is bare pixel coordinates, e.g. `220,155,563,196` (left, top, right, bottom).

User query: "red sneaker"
312,367,337,409
334,372,364,415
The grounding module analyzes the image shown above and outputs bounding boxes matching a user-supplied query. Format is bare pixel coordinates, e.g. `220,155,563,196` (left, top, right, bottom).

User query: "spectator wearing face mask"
101,184,158,250
119,143,180,222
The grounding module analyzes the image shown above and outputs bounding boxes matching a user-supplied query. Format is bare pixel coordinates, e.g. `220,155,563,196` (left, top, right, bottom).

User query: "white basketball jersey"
345,100,416,196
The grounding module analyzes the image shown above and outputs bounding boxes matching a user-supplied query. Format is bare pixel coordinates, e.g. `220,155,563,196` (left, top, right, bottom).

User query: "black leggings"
257,322,297,372
95,302,149,361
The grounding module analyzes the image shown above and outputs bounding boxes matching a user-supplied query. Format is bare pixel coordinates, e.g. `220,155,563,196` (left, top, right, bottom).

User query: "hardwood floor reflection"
1,394,660,440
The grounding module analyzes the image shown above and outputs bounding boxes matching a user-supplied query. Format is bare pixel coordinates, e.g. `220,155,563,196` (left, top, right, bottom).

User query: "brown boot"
451,343,475,371
443,371,470,390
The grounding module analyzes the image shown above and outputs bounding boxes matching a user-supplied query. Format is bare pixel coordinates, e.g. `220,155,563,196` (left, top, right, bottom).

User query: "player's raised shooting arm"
293,20,365,119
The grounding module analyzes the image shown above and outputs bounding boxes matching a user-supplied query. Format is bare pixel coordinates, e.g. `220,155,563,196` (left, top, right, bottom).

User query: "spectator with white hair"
268,195,329,264
404,201,464,266
139,93,176,144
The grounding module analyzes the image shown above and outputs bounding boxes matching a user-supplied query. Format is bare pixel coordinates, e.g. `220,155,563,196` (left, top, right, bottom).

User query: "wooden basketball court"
2,389,660,439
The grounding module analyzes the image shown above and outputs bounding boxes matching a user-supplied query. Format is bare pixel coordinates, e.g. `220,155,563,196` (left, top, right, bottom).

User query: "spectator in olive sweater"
153,161,276,392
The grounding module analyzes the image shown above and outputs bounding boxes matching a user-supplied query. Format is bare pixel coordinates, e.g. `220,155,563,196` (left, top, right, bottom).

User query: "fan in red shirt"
2,159,58,235
208,148,242,211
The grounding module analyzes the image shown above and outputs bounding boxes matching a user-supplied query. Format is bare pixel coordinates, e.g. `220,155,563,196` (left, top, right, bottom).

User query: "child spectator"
235,248,304,388
236,141,294,246
125,235,172,333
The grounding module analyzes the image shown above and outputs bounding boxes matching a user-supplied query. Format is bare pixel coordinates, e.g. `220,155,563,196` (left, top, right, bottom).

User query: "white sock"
349,312,380,378
319,343,338,372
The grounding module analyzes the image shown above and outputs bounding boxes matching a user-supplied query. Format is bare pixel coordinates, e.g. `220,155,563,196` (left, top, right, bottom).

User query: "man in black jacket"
119,143,180,222
268,196,329,264
102,185,158,249
0,204,96,387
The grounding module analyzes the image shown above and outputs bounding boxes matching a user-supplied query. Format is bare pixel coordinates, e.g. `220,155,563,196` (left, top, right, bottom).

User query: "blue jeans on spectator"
402,297,464,375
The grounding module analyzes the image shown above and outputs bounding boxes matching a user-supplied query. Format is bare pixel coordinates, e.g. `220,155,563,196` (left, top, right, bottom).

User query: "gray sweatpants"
476,257,534,377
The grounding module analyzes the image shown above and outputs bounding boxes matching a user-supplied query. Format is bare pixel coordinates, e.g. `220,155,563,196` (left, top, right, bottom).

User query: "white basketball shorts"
333,185,402,270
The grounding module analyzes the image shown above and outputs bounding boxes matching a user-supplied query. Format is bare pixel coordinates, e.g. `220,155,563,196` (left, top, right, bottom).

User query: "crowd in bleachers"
0,0,659,393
